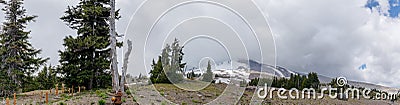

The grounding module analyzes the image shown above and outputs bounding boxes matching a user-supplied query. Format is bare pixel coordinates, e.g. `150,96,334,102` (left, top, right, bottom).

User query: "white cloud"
265,0,400,87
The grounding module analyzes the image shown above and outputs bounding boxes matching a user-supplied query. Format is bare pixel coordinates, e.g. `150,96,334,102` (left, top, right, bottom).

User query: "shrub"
98,99,106,105
59,102,66,105
99,92,108,99
125,89,131,95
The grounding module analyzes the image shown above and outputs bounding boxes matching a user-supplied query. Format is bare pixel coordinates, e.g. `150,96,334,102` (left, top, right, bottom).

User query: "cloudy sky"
1,0,399,87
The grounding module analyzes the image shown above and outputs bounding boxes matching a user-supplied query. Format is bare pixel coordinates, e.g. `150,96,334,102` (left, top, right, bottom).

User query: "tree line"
272,72,320,89
249,72,320,90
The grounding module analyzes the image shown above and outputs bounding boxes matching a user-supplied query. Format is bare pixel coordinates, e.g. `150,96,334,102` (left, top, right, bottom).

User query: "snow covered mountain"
186,59,298,78
185,59,399,91
214,59,298,78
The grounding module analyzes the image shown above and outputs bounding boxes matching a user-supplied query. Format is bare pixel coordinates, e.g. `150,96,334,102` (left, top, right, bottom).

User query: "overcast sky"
1,0,399,88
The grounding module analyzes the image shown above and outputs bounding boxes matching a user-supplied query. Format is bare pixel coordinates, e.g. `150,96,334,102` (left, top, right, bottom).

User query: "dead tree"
109,0,119,92
120,40,133,93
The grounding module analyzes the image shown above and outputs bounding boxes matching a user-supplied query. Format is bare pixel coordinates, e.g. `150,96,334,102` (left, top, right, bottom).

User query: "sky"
0,0,400,87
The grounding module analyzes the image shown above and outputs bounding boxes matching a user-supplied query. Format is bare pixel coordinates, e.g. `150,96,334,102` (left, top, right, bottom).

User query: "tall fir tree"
202,60,213,82
149,39,186,84
0,0,47,95
167,39,185,83
149,56,168,84
59,0,119,89
36,65,58,90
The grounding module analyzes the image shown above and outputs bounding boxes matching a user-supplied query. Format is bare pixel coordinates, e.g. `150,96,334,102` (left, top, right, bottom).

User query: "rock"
201,96,206,101
204,94,213,97
53,96,61,99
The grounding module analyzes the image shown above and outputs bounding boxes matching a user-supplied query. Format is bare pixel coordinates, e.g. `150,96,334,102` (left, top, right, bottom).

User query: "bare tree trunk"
109,0,119,92
120,40,133,93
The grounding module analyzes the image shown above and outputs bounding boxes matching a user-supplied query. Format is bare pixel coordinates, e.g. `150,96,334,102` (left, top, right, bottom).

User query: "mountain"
186,59,398,91
214,59,298,78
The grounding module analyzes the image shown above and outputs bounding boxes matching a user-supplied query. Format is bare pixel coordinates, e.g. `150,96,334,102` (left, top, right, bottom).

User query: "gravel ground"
129,81,400,105
1,90,137,105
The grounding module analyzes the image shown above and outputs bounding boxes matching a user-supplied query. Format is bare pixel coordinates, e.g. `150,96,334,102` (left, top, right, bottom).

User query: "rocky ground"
128,80,249,105
128,79,400,105
0,89,137,105
9,80,395,105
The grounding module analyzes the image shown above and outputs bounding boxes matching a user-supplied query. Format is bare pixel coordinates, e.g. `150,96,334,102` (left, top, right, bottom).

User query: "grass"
95,90,108,99
98,99,106,105
60,94,72,101
174,80,210,91
191,99,202,103
161,101,168,105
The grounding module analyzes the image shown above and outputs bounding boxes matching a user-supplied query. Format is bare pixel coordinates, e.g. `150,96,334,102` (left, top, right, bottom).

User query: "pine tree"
149,39,186,84
307,72,320,88
271,77,277,87
59,0,119,89
149,56,168,83
36,65,58,90
202,60,213,82
167,39,185,83
0,0,47,95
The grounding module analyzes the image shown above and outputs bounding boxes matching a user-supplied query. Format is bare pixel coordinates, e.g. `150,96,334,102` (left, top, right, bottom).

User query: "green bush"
98,99,106,105
99,92,108,99
95,90,102,96
125,89,131,95
133,97,137,102
59,102,66,105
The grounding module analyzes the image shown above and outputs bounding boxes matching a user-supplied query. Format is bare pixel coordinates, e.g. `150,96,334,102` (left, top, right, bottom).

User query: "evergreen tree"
58,0,119,89
270,72,320,89
149,59,158,83
186,70,195,80
36,65,58,90
149,39,186,84
149,56,168,83
300,75,308,89
166,39,185,83
202,60,213,82
271,77,277,87
250,78,259,86
0,0,47,95
307,72,320,88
